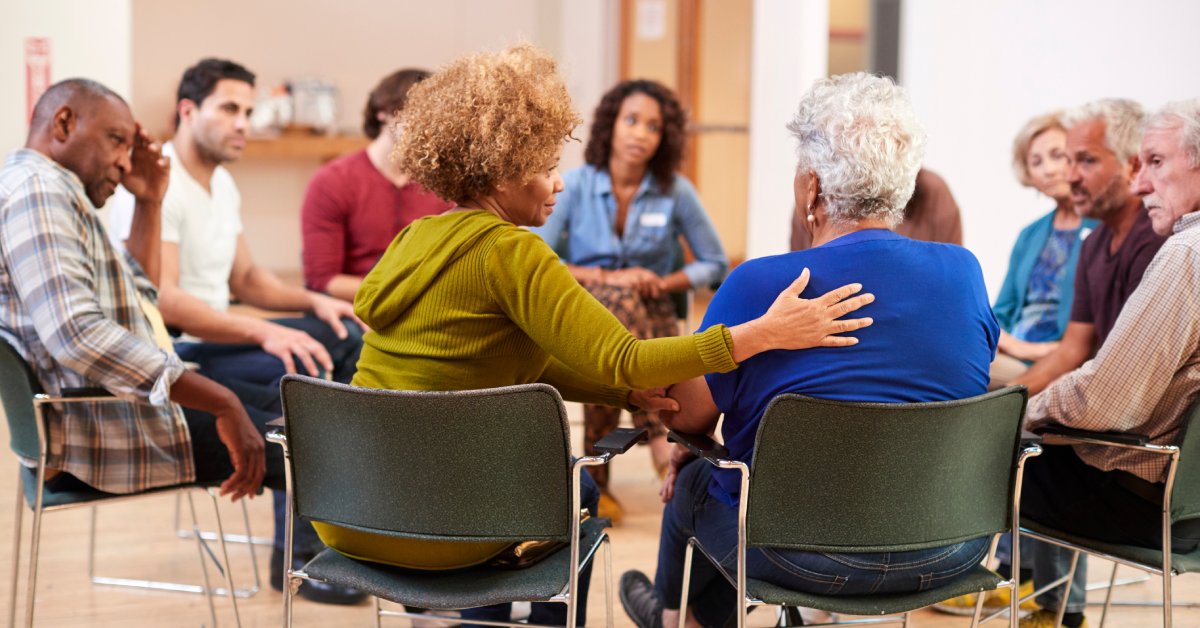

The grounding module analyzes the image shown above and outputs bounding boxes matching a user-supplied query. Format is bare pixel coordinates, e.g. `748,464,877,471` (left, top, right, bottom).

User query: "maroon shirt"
301,149,451,291
1070,207,1167,346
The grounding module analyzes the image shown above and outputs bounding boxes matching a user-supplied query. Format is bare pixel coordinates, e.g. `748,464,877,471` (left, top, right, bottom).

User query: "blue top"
993,210,1096,339
532,165,728,288
1011,228,1081,342
702,230,999,505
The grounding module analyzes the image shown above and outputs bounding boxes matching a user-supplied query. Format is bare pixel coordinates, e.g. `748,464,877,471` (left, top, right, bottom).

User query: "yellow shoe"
1019,610,1088,628
932,580,1039,616
598,491,625,525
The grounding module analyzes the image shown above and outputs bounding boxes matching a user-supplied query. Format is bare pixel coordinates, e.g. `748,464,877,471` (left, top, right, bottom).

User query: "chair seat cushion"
746,563,1003,616
301,516,607,610
1022,519,1200,575
21,466,218,509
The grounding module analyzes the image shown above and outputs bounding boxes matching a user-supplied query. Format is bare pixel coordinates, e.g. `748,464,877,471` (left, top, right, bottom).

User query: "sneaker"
620,570,664,628
1019,610,1088,628
598,491,625,525
270,547,369,605
933,580,1039,615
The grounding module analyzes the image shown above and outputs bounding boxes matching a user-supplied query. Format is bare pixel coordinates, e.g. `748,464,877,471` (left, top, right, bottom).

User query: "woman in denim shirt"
533,80,728,519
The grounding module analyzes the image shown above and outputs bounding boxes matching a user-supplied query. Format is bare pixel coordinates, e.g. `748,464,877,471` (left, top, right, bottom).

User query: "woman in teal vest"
990,112,1098,387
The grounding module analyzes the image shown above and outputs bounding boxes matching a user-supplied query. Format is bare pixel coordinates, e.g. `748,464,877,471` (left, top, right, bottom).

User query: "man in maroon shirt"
301,69,452,301
1005,98,1166,628
1013,99,1166,395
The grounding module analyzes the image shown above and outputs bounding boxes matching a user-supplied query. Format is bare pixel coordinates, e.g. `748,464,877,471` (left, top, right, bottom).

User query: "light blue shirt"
532,165,728,288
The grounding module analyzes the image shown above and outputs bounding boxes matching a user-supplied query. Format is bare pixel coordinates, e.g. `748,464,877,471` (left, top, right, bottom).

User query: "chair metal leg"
902,611,911,627
206,488,242,627
24,478,46,628
1055,551,1080,628
1098,562,1118,628
603,536,614,628
373,596,382,628
679,539,695,628
9,475,24,628
186,491,219,627
175,492,272,547
1163,571,1173,628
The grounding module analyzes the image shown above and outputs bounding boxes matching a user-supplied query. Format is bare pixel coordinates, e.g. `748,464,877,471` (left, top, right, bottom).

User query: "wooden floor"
3,403,1197,627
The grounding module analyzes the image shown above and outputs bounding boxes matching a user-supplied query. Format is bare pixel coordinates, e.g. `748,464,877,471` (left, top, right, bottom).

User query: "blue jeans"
175,315,363,389
656,461,990,627
458,468,600,627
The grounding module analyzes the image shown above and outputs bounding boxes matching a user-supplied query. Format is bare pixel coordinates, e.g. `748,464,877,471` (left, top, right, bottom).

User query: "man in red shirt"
301,69,452,301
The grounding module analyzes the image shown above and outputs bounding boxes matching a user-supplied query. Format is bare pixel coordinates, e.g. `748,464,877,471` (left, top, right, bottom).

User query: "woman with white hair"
619,73,1000,628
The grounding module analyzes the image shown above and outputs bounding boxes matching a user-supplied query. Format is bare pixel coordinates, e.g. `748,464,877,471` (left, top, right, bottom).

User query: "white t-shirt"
107,141,243,312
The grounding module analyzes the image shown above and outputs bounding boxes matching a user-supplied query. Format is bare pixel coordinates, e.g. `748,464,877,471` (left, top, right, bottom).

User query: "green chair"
268,375,646,627
1,340,245,627
668,387,1040,628
1019,397,1200,628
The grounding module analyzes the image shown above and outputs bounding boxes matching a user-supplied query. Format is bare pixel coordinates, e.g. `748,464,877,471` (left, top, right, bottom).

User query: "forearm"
539,357,630,408
124,199,163,285
158,285,272,344
1012,343,1088,395
323,274,363,302
998,331,1057,362
233,267,314,311
169,370,242,416
658,270,693,294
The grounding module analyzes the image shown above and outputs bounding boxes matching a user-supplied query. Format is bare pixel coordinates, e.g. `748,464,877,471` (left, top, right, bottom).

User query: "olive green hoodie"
352,209,736,405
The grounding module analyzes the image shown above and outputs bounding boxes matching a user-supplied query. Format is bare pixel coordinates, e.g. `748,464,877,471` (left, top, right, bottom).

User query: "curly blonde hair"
394,44,581,203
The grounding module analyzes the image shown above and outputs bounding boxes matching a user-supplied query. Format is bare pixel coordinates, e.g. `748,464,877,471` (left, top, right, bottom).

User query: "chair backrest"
0,339,44,460
1166,397,1200,524
279,376,574,544
746,387,1028,553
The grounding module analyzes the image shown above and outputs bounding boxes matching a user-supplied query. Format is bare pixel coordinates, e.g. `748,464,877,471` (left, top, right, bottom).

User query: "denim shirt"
532,165,728,288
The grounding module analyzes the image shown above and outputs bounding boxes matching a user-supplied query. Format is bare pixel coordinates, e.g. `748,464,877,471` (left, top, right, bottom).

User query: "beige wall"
695,0,752,263
131,0,598,275
1,0,132,161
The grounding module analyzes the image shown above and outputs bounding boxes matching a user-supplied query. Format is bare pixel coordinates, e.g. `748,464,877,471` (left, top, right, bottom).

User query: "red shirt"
301,149,451,291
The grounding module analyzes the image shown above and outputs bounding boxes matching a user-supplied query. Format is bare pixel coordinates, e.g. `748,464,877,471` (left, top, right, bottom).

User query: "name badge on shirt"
640,213,668,228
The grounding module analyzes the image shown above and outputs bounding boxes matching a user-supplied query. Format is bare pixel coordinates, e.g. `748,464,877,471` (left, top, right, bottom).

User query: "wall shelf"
242,134,369,161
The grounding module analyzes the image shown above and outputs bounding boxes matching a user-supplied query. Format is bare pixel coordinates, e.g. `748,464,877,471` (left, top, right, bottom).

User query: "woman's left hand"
628,387,680,413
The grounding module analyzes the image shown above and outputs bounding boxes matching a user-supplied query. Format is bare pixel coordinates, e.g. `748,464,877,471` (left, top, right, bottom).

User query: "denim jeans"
458,465,601,628
656,461,990,628
175,315,363,389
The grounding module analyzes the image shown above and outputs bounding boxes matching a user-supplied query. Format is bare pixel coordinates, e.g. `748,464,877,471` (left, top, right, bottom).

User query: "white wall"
745,0,829,260
0,0,132,157
901,0,1200,299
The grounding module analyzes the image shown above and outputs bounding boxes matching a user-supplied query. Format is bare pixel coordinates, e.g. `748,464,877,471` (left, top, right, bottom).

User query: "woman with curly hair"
533,80,727,519
338,45,874,625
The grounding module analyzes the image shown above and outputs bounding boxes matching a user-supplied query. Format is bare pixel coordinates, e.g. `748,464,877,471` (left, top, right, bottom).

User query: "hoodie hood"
354,210,508,329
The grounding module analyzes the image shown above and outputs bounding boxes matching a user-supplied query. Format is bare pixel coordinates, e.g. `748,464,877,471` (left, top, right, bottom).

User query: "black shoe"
270,547,369,605
620,570,664,628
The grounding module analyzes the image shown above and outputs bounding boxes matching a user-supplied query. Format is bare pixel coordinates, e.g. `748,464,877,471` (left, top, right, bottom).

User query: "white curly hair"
786,72,926,227
1145,99,1200,169
1062,98,1146,165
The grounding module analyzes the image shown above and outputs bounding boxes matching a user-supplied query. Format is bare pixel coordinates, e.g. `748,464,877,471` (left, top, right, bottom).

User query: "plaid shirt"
1027,210,1200,483
0,149,192,493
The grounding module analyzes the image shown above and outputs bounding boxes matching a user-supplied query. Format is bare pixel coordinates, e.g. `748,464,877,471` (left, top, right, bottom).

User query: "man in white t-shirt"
108,58,365,605
110,59,361,388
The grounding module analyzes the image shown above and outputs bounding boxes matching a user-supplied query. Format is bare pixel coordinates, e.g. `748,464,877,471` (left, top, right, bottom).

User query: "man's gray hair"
1062,98,1146,165
1146,99,1200,169
786,72,926,227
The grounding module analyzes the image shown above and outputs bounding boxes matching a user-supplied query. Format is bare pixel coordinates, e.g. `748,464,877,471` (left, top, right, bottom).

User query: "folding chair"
267,376,646,627
668,387,1040,628
1,340,244,627
1020,397,1200,628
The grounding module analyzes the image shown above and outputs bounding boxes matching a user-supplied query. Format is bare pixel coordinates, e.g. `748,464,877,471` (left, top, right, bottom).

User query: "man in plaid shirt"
0,79,266,503
1019,99,1200,628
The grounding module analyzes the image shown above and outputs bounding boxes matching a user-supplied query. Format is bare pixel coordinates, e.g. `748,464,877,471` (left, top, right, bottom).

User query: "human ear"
51,106,75,142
